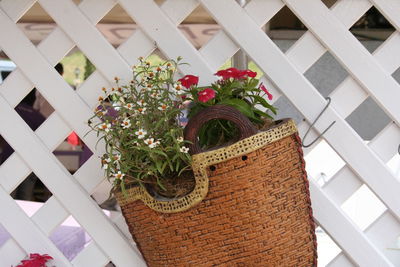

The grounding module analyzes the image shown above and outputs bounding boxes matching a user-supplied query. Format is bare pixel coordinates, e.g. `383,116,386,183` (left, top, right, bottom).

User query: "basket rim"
115,118,298,213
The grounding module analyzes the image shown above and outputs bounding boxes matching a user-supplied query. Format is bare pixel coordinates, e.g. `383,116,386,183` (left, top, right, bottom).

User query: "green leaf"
219,98,260,122
249,95,277,114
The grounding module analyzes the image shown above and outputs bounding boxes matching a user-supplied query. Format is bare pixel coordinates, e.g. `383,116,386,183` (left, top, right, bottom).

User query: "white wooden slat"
284,0,400,125
244,0,283,26
369,122,400,163
366,211,400,265
323,166,363,205
31,197,69,236
71,242,110,267
327,253,355,267
0,239,26,267
160,0,198,26
0,95,145,266
309,179,392,266
200,0,400,224
0,69,34,108
0,153,31,193
0,0,36,21
0,186,72,266
119,0,215,84
78,0,116,24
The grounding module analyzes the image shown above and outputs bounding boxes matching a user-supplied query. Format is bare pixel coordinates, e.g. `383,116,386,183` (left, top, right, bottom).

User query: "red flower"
241,69,257,78
198,88,216,103
215,68,257,80
259,83,273,100
17,253,53,267
214,68,242,80
178,75,199,88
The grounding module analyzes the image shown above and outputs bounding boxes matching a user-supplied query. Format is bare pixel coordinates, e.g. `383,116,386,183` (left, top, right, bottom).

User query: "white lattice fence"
0,0,399,266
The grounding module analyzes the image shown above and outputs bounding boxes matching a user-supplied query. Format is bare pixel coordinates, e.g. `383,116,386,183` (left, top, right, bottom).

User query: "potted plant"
89,58,317,266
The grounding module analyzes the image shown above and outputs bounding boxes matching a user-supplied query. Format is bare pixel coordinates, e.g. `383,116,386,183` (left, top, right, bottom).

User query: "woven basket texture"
118,131,317,266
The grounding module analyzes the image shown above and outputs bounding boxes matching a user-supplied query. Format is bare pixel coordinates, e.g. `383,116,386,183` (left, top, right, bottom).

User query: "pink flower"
259,83,273,100
178,75,199,88
198,88,216,103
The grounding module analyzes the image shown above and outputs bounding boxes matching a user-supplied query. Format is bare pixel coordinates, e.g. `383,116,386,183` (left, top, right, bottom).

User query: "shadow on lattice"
52,132,93,175
341,184,387,231
179,4,219,50
304,139,345,187
315,225,343,266
49,215,92,261
304,51,349,98
16,2,56,46
10,172,52,204
350,6,395,53
96,3,137,48
0,223,11,249
266,6,308,53
392,67,400,86
345,97,391,141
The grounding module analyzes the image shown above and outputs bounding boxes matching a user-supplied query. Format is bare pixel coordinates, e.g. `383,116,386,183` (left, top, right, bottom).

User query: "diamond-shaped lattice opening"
0,223,11,249
50,215,92,261
60,49,96,89
346,97,391,141
17,2,56,45
350,6,395,53
305,51,349,98
53,132,92,174
0,56,16,84
305,140,345,186
267,6,308,53
341,184,387,231
322,0,338,8
91,179,116,211
316,226,342,266
96,4,136,48
179,5,219,49
0,135,13,165
392,66,400,86
106,262,116,267
15,88,49,127
11,172,52,203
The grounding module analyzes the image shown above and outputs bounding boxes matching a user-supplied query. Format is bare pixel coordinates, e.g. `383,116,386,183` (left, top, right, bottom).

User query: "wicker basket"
116,105,317,266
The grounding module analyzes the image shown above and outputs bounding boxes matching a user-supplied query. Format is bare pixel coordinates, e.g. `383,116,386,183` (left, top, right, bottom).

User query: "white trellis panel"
0,0,399,266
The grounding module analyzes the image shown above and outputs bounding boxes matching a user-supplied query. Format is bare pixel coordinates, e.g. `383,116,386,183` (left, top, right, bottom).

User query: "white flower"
137,100,147,106
135,129,147,139
173,82,184,93
144,138,158,148
137,107,147,114
180,146,189,153
158,104,168,111
113,171,125,180
150,92,159,99
124,103,134,110
102,157,111,170
155,66,165,73
177,137,184,143
121,118,131,129
98,122,111,132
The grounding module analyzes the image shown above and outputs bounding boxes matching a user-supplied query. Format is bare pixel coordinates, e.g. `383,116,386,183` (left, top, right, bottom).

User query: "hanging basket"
115,105,317,266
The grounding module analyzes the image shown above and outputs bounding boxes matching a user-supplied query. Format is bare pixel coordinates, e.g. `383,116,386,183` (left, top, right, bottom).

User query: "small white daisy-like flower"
124,103,134,110
158,104,168,111
155,66,165,73
180,146,189,153
173,83,183,93
137,107,147,114
135,129,147,139
121,118,131,129
150,92,159,99
101,157,111,170
137,100,147,106
144,138,158,148
98,122,112,132
113,171,125,180
177,137,184,143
